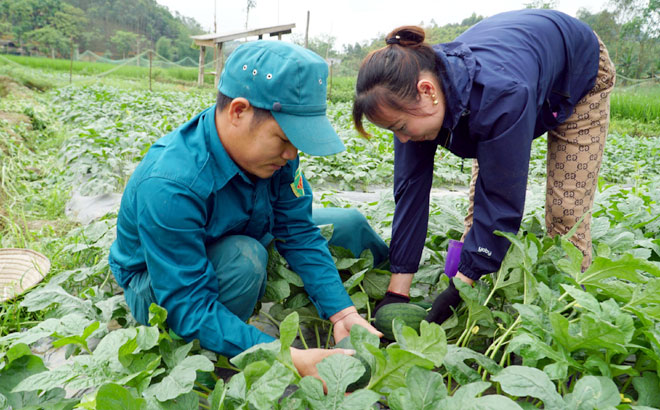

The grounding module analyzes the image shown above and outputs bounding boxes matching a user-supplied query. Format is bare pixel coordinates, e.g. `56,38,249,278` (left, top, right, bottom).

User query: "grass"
611,84,660,124
2,54,659,137
610,84,660,137
0,53,215,86
327,77,660,138
327,76,356,104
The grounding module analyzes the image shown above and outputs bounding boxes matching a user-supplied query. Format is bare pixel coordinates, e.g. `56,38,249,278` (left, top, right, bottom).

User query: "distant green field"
611,85,660,123
1,54,658,137
0,54,215,86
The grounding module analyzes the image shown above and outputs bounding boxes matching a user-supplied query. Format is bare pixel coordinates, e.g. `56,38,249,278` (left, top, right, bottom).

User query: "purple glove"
445,240,463,278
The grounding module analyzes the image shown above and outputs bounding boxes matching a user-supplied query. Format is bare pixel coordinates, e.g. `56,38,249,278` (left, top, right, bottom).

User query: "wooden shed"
191,23,296,87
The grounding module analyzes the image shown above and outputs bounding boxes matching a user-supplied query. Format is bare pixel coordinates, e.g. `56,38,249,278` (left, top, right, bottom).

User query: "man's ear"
227,97,252,126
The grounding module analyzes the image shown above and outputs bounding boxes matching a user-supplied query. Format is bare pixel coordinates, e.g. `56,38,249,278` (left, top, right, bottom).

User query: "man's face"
221,104,298,180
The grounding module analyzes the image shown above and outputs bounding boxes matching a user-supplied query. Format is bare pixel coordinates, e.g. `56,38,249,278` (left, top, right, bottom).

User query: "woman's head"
353,26,446,143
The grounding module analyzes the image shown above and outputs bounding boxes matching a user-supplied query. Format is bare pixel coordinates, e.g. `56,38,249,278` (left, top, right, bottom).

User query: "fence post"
149,50,153,91
214,43,223,88
69,37,74,84
328,60,333,101
198,46,206,86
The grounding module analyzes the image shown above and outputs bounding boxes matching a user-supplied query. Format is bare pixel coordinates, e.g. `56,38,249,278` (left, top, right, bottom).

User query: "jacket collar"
432,42,477,131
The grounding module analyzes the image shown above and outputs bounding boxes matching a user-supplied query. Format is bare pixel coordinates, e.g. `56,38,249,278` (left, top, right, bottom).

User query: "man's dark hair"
216,92,273,128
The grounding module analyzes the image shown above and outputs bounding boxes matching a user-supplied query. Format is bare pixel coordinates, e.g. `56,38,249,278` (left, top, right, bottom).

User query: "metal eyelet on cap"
242,65,247,70
252,69,258,75
318,79,323,85
266,74,273,80
272,102,282,111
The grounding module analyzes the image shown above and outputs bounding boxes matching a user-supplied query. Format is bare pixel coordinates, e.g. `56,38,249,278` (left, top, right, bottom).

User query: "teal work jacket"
109,105,352,357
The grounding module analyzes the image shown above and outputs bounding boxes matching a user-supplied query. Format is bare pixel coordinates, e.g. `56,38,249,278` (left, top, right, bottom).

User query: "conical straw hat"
0,248,50,302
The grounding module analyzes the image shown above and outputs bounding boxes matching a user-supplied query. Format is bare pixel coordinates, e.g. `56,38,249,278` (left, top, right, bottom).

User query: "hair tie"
386,35,401,45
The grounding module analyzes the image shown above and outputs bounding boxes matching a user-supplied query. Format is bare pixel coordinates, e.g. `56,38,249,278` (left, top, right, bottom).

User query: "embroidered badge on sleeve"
290,166,305,197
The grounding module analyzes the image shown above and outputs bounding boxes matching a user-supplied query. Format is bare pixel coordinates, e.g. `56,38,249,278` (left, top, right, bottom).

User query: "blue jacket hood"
432,42,477,132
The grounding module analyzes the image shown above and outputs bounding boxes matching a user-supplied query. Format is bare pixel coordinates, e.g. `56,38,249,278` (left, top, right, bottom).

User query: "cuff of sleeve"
308,282,354,320
389,264,418,274
457,262,483,281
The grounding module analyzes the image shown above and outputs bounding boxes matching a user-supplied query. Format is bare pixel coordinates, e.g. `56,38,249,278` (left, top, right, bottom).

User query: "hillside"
0,0,205,61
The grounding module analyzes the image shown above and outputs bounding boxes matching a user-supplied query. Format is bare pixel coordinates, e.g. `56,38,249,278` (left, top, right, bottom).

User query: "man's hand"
290,347,354,392
330,306,383,342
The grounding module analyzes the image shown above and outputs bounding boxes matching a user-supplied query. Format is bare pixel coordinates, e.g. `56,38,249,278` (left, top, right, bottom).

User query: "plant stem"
259,310,282,332
298,328,309,349
195,381,213,394
456,318,475,347
325,323,333,348
359,283,372,321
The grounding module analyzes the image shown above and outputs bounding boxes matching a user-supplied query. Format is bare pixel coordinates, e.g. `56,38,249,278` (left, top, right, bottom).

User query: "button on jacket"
389,9,600,280
109,105,352,357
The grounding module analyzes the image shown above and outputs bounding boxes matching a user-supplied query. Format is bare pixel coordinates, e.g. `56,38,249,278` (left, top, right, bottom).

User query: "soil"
0,110,31,126
0,75,31,99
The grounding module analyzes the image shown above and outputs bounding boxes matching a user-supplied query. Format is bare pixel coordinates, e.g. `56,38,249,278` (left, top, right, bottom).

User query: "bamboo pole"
69,38,74,84
305,11,310,48
149,50,153,91
214,43,223,88
198,46,206,86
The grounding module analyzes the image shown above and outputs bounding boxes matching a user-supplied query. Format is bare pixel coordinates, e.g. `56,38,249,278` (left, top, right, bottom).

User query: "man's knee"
232,236,268,274
207,235,268,292
332,208,370,233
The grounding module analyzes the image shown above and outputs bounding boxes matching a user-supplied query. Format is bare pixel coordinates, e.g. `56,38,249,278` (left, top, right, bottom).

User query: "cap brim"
272,112,345,156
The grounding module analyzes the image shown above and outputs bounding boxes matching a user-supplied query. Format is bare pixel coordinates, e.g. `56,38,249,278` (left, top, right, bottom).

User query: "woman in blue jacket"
352,9,615,324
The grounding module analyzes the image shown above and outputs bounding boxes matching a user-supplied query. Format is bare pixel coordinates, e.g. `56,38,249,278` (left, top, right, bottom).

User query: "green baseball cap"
218,41,345,156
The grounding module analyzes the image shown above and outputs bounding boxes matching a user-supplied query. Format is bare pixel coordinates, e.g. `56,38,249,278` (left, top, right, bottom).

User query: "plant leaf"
442,345,501,386
491,365,565,410
563,376,620,409
246,362,295,410
393,320,447,367
96,383,145,410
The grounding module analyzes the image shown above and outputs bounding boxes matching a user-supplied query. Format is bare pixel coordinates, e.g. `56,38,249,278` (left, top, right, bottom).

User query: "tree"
0,20,11,37
1,0,36,47
610,0,660,78
111,30,138,59
524,0,558,8
25,26,68,57
245,0,256,30
293,33,338,60
460,13,484,26
156,36,172,60
53,3,87,40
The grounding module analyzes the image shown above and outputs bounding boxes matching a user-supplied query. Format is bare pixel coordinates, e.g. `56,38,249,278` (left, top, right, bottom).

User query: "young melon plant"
1,78,660,409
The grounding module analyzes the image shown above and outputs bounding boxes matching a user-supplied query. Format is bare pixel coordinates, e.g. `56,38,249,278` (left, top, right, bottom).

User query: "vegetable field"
1,71,660,409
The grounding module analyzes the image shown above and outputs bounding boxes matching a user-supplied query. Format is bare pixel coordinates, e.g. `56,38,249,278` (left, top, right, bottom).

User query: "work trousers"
125,207,388,325
462,35,616,271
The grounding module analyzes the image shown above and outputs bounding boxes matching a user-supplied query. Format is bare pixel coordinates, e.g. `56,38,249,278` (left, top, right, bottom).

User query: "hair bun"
385,26,426,46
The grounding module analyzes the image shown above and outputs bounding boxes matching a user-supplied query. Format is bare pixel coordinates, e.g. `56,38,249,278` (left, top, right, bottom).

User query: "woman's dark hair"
216,91,273,128
353,26,439,136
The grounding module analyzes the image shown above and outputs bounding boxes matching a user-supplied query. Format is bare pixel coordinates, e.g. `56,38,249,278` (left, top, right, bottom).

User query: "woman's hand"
330,306,383,342
425,273,473,325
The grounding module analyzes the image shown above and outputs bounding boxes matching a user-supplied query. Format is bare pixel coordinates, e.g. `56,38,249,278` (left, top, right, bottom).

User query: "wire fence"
1,48,658,95
615,72,660,89
0,49,223,90
76,49,219,69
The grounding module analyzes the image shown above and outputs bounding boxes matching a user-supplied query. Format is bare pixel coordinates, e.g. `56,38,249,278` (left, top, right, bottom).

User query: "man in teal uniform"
109,41,386,378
